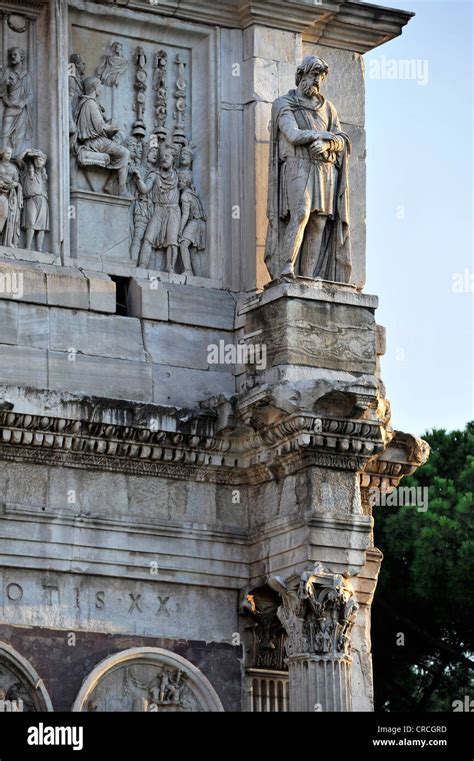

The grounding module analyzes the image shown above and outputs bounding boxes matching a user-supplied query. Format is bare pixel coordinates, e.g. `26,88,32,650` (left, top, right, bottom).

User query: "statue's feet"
280,265,295,280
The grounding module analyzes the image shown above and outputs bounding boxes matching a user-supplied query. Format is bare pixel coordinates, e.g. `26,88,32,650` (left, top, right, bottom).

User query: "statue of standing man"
265,55,352,283
0,47,33,154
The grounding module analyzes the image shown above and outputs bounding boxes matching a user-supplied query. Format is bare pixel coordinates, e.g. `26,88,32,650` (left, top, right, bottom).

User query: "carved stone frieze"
0,405,385,484
68,25,207,270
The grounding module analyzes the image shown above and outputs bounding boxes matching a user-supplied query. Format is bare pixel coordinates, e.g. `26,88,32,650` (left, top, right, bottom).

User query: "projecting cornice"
0,403,384,484
359,430,430,512
110,0,414,53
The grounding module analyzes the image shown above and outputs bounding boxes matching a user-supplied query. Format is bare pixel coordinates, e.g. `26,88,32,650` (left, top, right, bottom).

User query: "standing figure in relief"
177,170,206,276
126,135,144,195
0,47,33,154
130,143,157,262
74,77,130,196
68,53,86,136
132,146,180,271
0,146,22,247
21,149,49,252
265,55,352,282
96,41,128,87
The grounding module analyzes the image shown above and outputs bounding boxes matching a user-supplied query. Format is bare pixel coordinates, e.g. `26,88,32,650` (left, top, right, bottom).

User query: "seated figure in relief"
73,76,130,196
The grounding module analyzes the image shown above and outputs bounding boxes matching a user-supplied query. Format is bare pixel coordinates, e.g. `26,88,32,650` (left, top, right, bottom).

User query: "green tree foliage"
372,422,474,711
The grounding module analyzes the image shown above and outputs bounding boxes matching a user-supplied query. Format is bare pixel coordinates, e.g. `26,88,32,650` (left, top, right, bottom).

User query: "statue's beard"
302,83,319,98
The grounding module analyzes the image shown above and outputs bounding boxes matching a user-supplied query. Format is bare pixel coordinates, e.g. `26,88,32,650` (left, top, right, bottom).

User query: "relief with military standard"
68,31,207,275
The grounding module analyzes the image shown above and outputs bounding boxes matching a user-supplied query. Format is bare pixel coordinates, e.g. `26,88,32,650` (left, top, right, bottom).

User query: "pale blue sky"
364,0,473,437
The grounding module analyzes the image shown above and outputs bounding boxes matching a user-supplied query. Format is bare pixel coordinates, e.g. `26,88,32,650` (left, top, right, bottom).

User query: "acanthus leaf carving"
270,565,359,659
241,586,287,671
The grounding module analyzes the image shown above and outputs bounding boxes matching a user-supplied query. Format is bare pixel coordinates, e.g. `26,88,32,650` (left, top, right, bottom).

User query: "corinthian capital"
269,565,359,659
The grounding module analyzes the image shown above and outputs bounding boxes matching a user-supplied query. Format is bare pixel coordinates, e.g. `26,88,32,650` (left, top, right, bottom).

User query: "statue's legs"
117,166,128,197
167,245,178,273
36,231,45,253
25,228,34,250
0,196,7,235
299,213,328,278
180,241,193,276
131,223,147,261
281,201,312,276
2,115,17,152
138,238,153,269
101,142,130,197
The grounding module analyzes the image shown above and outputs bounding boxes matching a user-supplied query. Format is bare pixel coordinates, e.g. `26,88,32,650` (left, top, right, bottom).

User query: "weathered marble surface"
0,0,421,716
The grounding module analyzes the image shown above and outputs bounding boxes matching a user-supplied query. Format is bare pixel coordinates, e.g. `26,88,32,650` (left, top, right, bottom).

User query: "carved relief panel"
0,2,51,253
0,7,37,155
72,648,224,712
68,5,215,279
0,642,53,711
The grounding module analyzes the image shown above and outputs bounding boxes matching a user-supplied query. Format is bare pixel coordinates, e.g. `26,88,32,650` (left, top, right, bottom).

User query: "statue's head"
22,149,47,169
0,146,12,161
8,47,26,67
127,137,143,161
178,169,192,190
111,41,123,56
160,146,177,170
147,145,159,165
83,76,102,97
179,146,194,169
70,53,86,76
295,55,329,97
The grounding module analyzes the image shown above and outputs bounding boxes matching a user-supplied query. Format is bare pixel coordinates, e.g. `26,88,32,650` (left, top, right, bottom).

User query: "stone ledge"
63,257,224,290
238,278,378,316
0,246,60,265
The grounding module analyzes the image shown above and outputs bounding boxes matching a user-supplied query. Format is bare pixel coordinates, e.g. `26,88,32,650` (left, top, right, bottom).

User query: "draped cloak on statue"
264,90,352,283
74,95,129,169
